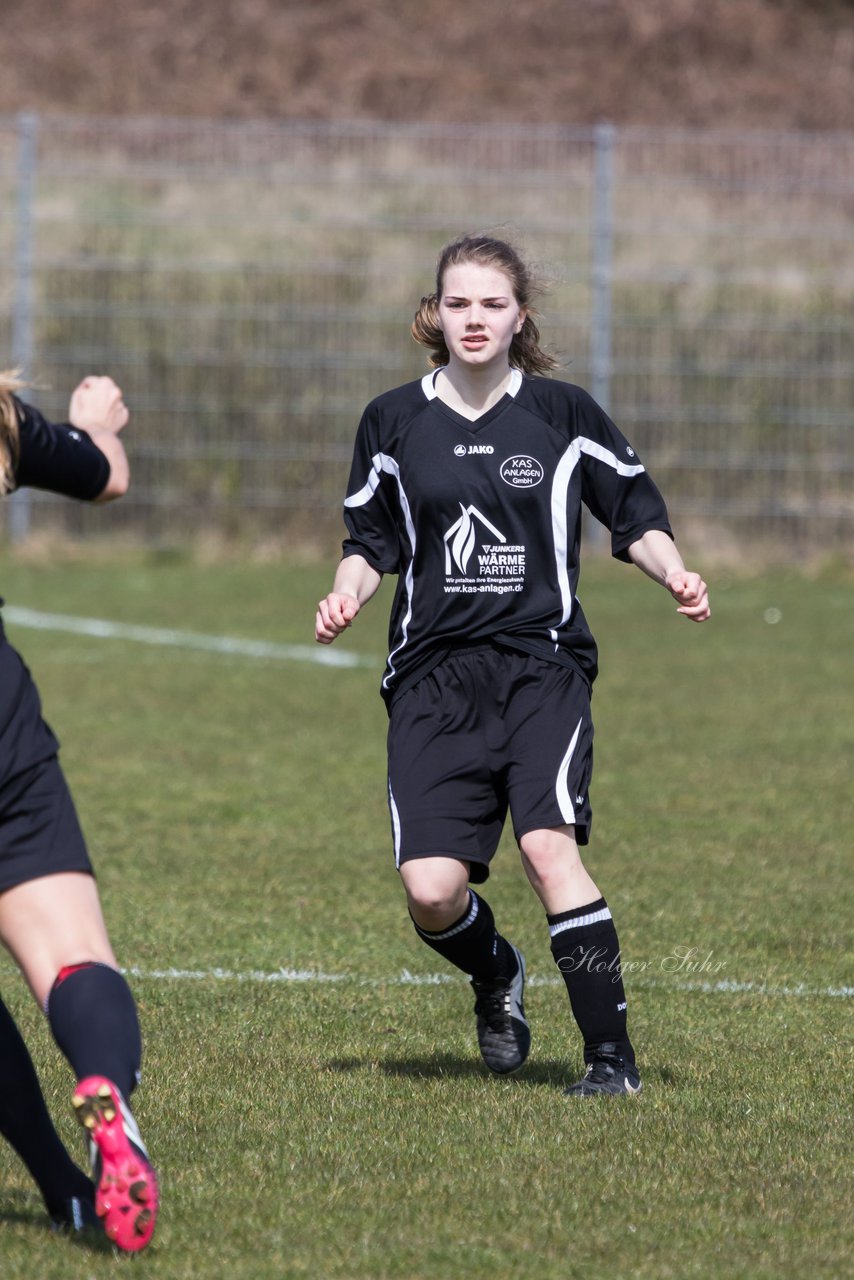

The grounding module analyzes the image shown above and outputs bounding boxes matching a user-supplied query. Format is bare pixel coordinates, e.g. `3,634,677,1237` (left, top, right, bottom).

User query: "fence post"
591,120,615,415
586,121,616,549
10,111,38,542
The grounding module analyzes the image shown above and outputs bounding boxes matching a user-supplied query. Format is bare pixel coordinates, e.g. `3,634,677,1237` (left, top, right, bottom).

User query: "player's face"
438,262,527,371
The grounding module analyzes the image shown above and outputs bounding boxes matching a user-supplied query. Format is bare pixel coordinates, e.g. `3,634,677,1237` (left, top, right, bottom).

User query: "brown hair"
410,233,559,376
0,369,24,496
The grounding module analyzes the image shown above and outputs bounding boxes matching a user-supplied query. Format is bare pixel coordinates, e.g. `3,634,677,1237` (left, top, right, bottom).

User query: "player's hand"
664,570,710,622
315,593,361,643
68,376,129,435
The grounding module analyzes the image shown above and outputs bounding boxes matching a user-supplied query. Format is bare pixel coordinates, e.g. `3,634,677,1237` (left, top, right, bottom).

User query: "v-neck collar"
421,367,523,431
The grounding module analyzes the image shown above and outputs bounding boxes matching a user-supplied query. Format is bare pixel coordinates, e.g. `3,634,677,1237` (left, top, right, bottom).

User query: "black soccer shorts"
0,754,93,892
387,643,593,883
0,635,92,892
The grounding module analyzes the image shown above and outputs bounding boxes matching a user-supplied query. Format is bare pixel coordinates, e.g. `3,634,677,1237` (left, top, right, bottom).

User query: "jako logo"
500,455,544,488
454,444,494,456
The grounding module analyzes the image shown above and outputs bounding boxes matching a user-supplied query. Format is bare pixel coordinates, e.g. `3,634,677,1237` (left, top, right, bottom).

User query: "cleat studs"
73,1079,156,1251
135,1210,152,1234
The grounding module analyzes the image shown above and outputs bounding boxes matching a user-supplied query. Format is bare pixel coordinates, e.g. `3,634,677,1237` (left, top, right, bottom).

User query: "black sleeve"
12,397,111,501
340,403,403,575
574,389,673,561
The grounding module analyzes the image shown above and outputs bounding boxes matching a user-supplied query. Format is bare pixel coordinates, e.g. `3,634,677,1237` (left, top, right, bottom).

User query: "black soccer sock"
412,889,517,983
46,962,142,1100
548,897,635,1065
0,993,93,1215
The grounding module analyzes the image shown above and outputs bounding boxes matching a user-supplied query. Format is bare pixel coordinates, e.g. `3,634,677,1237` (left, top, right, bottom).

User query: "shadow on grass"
0,1192,115,1254
329,1054,679,1090
330,1053,573,1088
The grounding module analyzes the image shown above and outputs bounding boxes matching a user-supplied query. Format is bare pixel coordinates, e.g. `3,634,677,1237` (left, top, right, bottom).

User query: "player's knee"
519,830,583,882
401,866,468,925
408,885,465,922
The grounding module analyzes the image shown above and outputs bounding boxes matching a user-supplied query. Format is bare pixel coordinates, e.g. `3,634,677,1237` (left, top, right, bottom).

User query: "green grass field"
0,553,850,1279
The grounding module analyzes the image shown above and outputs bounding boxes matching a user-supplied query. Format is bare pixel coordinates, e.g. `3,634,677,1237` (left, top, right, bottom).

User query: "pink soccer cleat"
72,1076,158,1252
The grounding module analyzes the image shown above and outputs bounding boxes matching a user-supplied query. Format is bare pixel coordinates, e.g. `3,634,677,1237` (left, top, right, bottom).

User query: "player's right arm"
315,554,382,644
13,376,130,503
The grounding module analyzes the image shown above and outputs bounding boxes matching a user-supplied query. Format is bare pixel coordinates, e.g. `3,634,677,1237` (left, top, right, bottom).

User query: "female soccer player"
0,371,158,1247
316,234,710,1096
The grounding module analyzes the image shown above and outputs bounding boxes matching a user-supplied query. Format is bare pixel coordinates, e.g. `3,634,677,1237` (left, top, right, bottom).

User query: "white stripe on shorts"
555,716,583,823
388,781,402,867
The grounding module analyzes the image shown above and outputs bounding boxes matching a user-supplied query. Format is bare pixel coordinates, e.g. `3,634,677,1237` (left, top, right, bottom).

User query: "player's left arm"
627,528,711,622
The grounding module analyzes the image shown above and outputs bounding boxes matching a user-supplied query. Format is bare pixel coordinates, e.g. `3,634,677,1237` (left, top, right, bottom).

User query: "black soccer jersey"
0,395,111,779
342,370,673,704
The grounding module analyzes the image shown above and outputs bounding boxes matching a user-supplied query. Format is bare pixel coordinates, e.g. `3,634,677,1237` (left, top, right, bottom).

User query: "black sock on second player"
46,962,142,1100
548,897,635,1065
412,889,517,983
0,994,93,1216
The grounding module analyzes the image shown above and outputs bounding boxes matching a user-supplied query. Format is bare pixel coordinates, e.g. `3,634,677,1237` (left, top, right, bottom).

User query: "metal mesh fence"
1,114,851,556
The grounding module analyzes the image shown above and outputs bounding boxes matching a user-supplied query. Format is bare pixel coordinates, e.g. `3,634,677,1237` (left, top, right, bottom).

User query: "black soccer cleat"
50,1191,103,1236
471,944,531,1074
564,1043,642,1096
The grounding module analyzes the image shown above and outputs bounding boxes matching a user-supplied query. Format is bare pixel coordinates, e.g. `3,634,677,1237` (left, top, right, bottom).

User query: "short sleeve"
574,390,673,560
341,404,404,575
13,398,110,500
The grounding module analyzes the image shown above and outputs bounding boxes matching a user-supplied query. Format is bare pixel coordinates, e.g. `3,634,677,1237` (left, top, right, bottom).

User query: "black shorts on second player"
0,632,92,893
0,754,93,892
387,644,594,883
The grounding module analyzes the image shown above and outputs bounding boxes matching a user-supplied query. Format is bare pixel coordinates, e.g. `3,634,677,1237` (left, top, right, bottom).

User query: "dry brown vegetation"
1,0,852,129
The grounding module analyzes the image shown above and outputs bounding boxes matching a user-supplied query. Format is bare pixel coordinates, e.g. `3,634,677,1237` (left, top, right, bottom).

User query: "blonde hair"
0,369,24,496
410,233,559,376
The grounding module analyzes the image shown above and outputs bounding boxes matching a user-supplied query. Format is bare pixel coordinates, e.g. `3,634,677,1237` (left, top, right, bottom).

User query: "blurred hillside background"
2,0,852,129
0,0,852,557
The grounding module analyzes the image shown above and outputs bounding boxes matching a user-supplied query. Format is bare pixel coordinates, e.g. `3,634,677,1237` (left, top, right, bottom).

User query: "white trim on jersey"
345,451,417,692
343,467,382,509
551,435,647,630
420,367,523,403
579,436,646,478
555,715,583,824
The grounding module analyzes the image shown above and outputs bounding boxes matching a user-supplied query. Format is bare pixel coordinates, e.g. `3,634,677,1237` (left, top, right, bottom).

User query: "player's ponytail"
510,312,558,377
0,369,24,496
410,234,560,377
410,293,446,364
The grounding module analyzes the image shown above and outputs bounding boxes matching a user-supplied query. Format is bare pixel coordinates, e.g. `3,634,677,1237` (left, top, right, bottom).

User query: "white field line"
2,605,374,669
122,965,852,1000
5,606,849,1006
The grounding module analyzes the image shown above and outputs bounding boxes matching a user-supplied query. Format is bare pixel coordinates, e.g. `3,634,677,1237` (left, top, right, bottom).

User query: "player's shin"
548,897,635,1064
412,888,517,982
